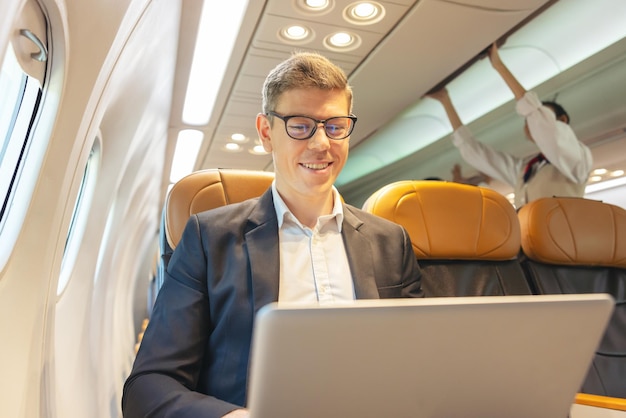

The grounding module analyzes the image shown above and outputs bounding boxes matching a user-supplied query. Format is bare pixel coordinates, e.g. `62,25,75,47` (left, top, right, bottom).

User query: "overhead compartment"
348,0,552,149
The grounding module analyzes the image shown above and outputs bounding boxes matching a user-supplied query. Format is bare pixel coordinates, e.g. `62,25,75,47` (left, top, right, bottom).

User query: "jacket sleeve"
399,225,425,299
122,215,241,418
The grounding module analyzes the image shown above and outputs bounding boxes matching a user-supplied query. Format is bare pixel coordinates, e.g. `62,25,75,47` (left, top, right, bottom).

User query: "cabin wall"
0,0,180,417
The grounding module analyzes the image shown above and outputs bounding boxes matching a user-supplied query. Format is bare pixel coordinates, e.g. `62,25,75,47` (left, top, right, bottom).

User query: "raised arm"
426,87,464,130
428,88,522,188
488,43,526,100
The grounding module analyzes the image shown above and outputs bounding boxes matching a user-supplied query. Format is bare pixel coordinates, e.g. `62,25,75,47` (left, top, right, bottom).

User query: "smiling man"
122,51,423,418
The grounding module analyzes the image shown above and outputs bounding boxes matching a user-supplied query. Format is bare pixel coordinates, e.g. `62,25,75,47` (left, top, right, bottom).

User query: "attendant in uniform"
428,43,592,208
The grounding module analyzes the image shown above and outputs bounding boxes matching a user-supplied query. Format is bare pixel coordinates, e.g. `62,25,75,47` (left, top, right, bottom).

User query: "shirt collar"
271,181,344,231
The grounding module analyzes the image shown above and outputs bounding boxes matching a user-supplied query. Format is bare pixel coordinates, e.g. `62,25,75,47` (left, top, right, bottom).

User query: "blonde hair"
261,51,353,115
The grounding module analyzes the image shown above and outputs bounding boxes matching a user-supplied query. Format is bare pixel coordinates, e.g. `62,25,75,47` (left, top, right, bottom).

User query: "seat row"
363,179,626,401
156,169,626,402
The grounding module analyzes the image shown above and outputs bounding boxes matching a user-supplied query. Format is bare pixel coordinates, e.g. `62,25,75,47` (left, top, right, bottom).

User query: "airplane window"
58,138,101,295
0,45,26,160
0,0,52,270
0,43,42,223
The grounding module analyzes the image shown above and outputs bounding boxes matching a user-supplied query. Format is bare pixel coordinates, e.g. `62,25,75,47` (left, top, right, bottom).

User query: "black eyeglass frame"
266,111,357,140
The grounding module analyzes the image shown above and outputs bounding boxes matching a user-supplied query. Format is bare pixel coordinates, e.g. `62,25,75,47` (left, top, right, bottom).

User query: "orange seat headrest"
363,181,520,260
518,197,626,268
165,169,274,249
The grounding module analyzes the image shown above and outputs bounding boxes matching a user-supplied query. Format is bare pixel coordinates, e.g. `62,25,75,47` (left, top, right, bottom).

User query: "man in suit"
122,52,423,418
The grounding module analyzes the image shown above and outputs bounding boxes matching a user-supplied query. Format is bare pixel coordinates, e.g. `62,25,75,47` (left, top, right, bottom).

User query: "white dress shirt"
271,182,355,304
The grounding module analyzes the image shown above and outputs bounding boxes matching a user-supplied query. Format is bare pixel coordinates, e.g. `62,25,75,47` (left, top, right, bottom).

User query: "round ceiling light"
295,0,334,15
323,31,361,52
231,133,247,142
306,0,329,9
223,143,242,152
344,1,385,25
249,144,269,155
279,24,314,43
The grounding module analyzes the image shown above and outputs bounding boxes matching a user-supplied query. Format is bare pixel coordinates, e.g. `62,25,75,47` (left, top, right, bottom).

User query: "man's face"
256,88,351,203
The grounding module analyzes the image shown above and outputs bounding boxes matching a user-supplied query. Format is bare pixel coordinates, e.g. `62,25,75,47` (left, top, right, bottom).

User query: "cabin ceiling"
166,0,626,205
168,0,551,174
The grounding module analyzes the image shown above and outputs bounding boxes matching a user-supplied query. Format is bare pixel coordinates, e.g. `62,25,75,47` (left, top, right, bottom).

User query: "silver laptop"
247,294,614,418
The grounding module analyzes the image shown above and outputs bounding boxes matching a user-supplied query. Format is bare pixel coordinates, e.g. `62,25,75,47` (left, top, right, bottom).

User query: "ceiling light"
231,133,247,142
181,0,248,125
250,145,269,155
297,0,334,15
610,169,624,177
286,25,307,39
344,1,385,25
224,143,242,152
354,3,375,17
330,32,351,46
306,0,329,9
324,31,361,51
170,130,203,183
592,168,608,175
589,175,603,182
279,25,313,43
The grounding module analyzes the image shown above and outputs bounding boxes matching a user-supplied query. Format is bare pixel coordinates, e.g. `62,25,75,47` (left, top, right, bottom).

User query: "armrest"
575,394,626,411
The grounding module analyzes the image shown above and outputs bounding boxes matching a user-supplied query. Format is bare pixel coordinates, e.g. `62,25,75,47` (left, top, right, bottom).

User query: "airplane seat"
155,168,275,290
517,196,626,398
363,180,532,297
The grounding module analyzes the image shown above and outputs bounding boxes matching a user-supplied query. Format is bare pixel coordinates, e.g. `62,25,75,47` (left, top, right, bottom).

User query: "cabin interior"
0,0,625,417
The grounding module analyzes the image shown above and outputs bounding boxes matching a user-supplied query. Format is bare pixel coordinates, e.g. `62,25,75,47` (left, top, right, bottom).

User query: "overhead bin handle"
19,29,48,62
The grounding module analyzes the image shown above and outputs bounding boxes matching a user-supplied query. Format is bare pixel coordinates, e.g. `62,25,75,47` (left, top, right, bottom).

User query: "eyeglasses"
267,111,357,140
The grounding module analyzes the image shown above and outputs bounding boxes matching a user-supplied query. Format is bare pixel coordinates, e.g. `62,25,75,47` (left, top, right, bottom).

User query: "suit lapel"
245,196,380,308
246,190,280,314
342,206,380,299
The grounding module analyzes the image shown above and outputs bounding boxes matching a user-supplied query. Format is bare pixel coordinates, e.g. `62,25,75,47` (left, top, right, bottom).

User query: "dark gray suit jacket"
122,189,423,418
